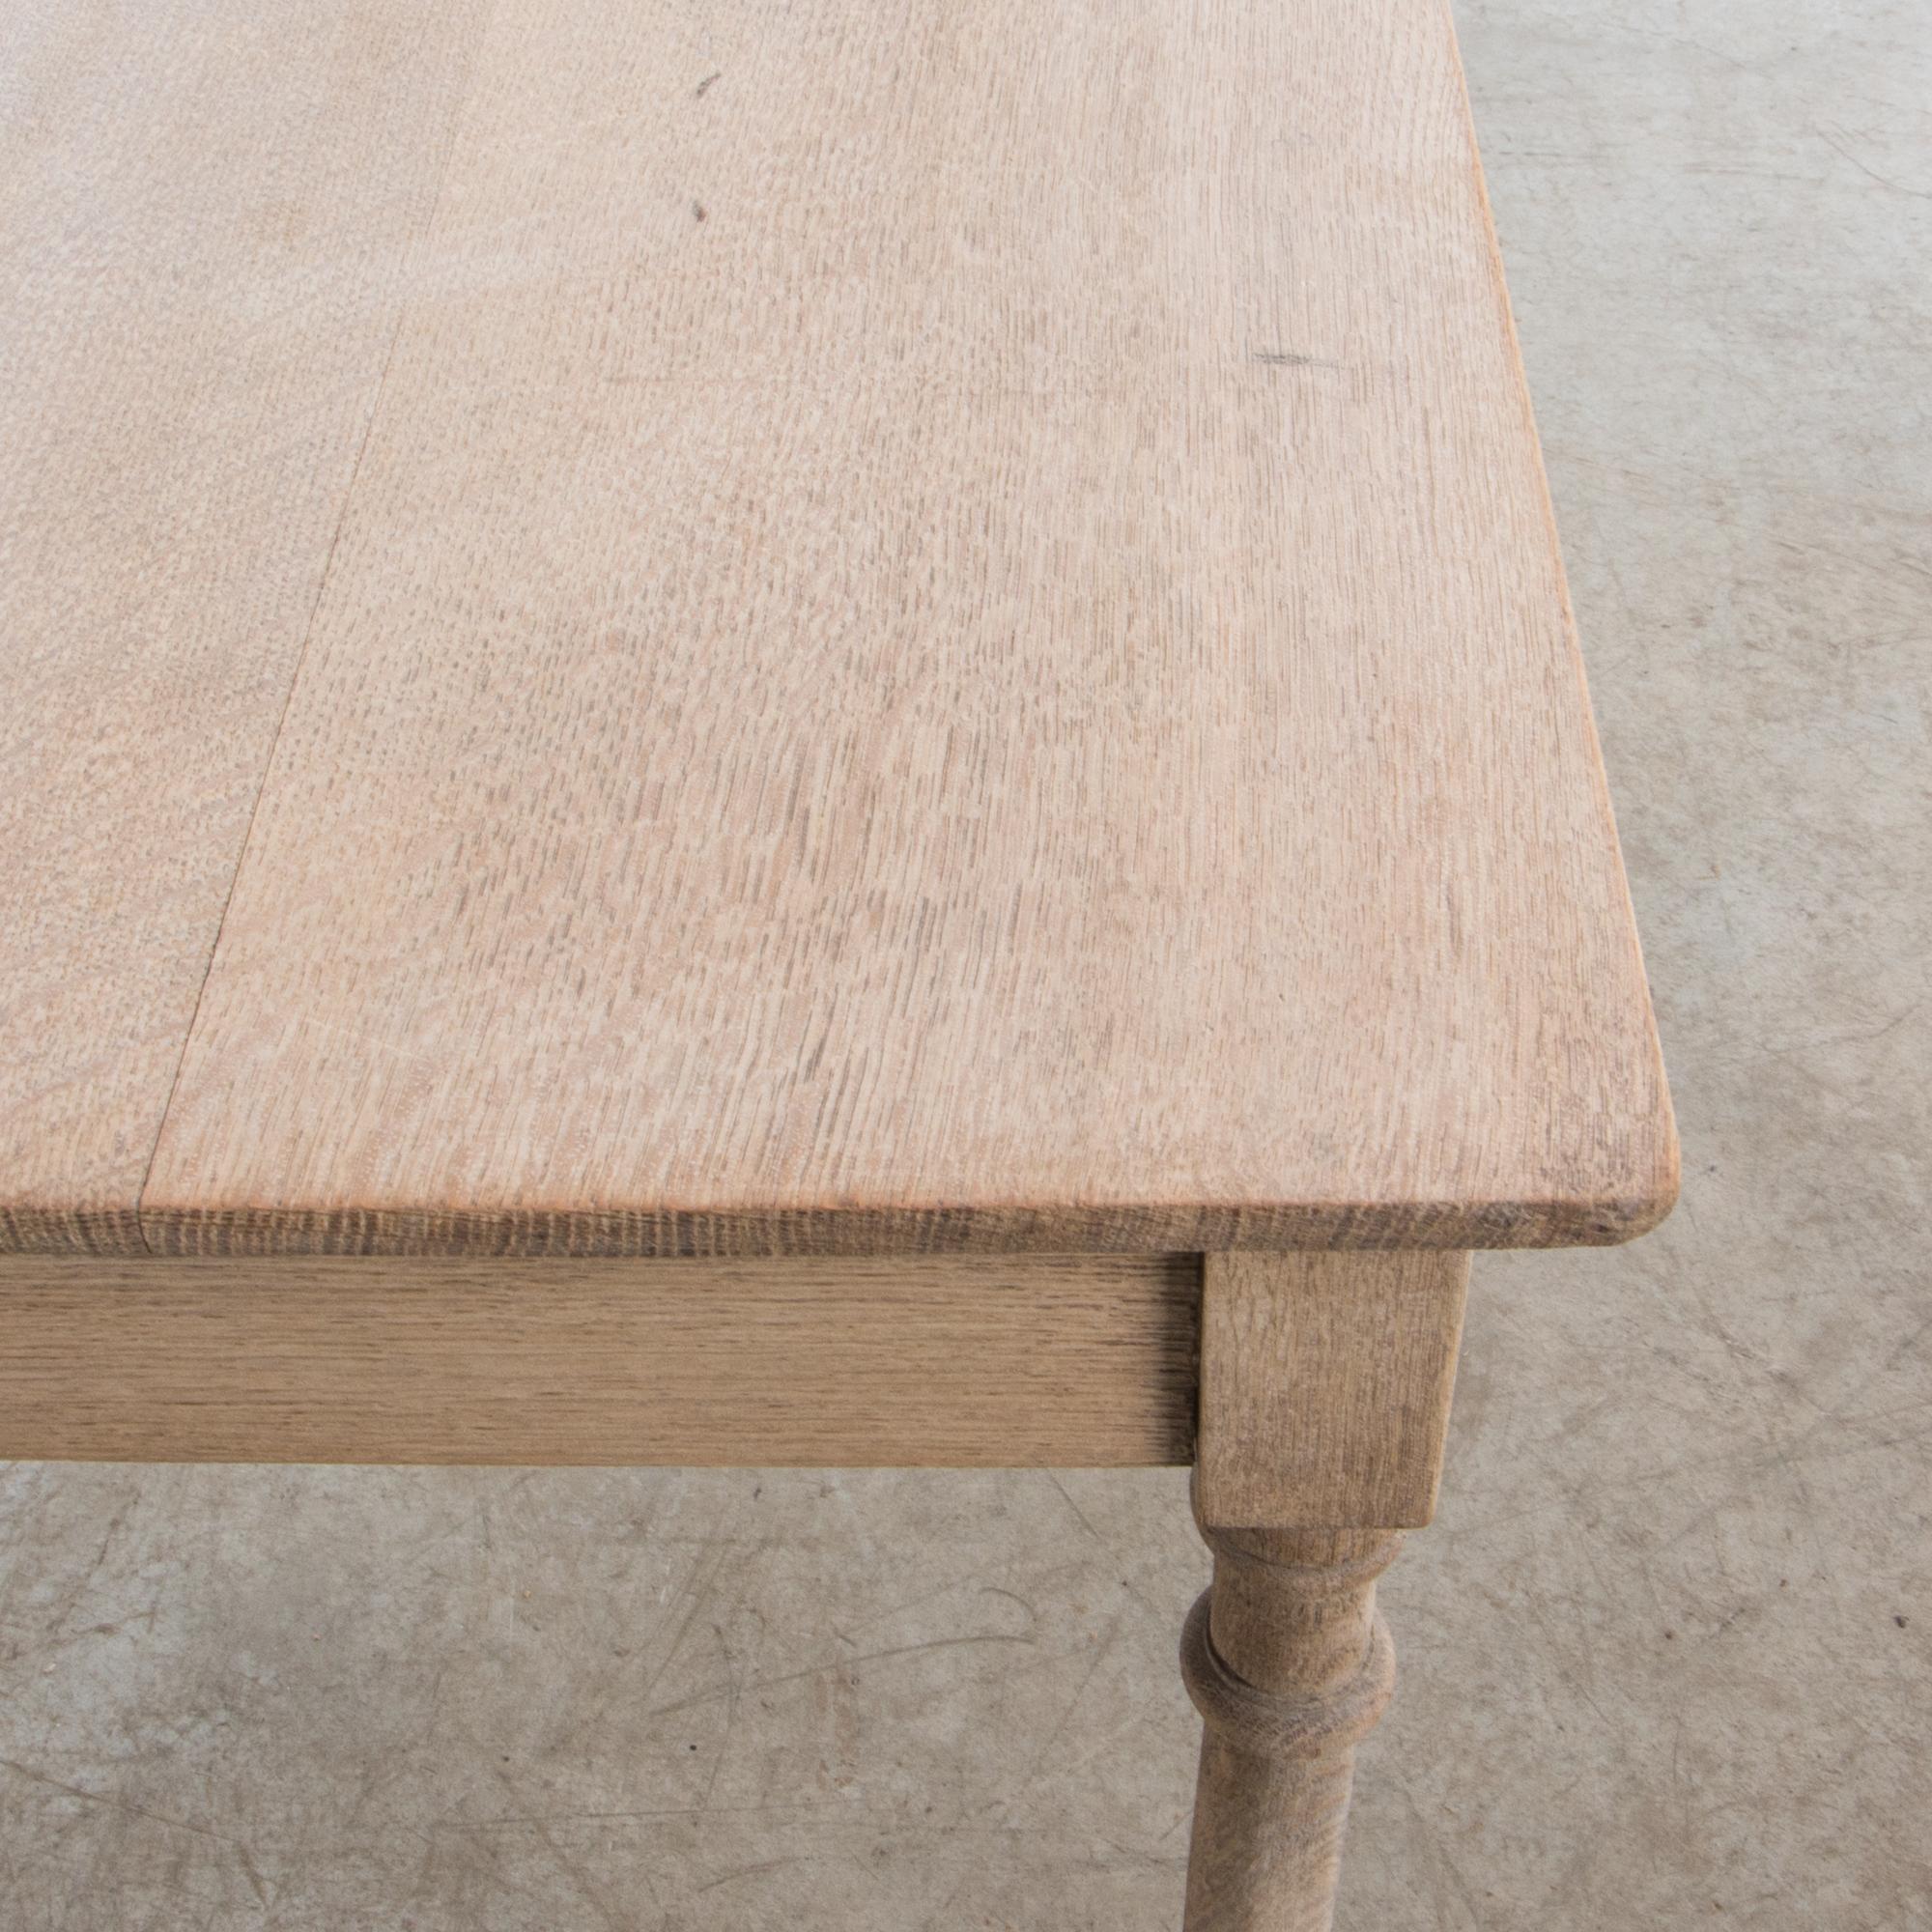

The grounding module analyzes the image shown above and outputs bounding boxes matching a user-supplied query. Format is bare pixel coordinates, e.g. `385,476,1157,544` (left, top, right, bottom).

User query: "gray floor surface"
4,2,1927,1925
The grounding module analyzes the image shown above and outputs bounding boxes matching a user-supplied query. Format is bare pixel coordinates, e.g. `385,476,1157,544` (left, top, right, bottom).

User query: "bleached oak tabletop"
6,6,1683,1924
1,0,1674,1260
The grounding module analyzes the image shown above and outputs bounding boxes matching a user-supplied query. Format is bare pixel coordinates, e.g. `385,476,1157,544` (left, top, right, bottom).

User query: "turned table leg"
1180,1253,1469,1932
1181,1524,1399,1929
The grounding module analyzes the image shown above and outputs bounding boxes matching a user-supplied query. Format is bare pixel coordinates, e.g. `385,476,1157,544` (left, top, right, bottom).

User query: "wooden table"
2,1,1675,1923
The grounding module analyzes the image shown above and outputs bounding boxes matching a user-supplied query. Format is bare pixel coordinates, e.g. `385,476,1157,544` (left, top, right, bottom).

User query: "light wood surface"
1181,1250,1468,1929
51,0,1673,1258
1197,1252,1468,1529
1181,1526,1401,1932
0,0,488,1251
0,1253,1197,1465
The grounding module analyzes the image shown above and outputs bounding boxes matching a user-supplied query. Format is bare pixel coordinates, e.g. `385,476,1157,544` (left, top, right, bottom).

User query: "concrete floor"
4,2,1928,1925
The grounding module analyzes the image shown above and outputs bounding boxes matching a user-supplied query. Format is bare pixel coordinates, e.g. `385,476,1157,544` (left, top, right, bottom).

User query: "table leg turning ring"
1182,1252,1468,1929
1180,1525,1402,1930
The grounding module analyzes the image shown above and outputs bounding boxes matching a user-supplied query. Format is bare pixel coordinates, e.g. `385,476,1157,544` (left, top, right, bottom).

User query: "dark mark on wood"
1252,348,1340,368
696,71,721,97
693,200,707,223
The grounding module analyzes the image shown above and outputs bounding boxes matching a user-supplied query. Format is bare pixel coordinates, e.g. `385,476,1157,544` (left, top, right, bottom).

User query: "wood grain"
1196,1252,1469,1529
13,1,1675,1257
1180,1524,1401,1931
1182,1255,1464,1925
0,1253,1198,1465
0,0,491,1251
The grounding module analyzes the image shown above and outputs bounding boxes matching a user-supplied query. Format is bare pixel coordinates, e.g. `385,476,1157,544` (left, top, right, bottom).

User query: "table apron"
0,1254,1199,1468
